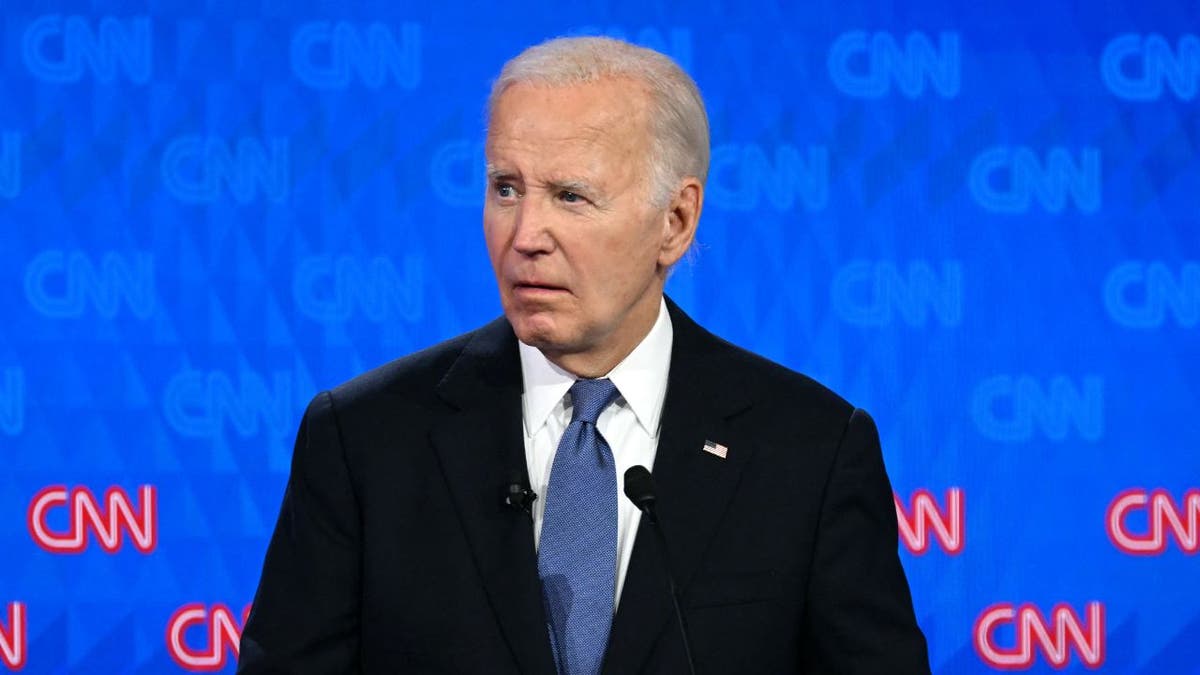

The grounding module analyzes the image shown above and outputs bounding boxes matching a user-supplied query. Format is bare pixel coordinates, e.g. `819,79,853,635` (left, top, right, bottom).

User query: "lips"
512,277,567,291
515,282,565,290
511,279,569,298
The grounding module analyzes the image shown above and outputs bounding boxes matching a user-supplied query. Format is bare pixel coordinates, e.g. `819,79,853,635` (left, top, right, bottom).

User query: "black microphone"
503,470,537,516
624,466,697,675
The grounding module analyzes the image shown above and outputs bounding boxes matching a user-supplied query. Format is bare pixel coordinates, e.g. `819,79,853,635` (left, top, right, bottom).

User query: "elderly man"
239,37,930,674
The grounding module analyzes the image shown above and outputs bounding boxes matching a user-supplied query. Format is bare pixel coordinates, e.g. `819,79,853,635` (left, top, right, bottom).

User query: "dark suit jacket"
238,299,930,674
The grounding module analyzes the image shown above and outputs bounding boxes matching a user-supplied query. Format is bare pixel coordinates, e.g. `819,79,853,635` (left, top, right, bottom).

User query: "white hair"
487,36,710,207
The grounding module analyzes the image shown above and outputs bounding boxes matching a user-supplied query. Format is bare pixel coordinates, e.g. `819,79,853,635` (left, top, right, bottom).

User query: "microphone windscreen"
623,465,656,507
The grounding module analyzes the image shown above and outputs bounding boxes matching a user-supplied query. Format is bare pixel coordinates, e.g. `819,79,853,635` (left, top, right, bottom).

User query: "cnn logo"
0,602,25,670
167,603,252,672
975,602,1104,669
1107,489,1199,554
27,485,156,554
895,488,965,555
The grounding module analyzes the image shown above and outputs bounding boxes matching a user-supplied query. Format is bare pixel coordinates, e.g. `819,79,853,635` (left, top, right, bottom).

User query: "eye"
494,183,519,199
558,191,584,203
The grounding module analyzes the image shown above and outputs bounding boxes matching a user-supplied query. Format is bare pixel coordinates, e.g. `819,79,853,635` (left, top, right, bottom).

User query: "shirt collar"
519,297,673,438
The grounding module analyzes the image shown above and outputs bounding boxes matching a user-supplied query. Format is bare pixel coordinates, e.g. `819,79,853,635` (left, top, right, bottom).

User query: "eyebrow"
485,166,603,198
486,164,515,182
551,178,598,195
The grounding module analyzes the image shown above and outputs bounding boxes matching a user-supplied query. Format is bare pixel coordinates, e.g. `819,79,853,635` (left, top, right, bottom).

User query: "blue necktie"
538,378,621,675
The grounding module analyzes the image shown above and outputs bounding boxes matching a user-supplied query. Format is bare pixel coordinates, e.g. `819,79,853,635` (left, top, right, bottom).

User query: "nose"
510,197,555,256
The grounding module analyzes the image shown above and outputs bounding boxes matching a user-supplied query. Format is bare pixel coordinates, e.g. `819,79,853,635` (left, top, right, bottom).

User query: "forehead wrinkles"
490,116,632,162
486,137,611,190
489,121,616,158
486,82,653,190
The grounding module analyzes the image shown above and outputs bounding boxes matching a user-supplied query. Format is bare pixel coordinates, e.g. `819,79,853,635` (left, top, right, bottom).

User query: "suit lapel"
429,319,557,675
604,300,753,674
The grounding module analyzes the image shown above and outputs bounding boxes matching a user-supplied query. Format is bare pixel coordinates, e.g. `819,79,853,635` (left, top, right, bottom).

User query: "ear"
657,177,703,269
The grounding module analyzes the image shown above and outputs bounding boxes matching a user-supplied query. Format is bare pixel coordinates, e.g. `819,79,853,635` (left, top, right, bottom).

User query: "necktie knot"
568,378,619,425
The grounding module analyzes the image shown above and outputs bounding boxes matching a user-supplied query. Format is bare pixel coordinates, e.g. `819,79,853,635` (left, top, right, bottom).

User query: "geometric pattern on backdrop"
0,1,1197,672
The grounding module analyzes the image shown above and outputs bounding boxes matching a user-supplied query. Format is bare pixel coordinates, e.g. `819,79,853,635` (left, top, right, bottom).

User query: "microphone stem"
643,508,697,675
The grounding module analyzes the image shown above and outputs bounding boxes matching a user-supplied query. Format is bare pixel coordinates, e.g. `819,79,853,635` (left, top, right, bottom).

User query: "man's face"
484,78,675,368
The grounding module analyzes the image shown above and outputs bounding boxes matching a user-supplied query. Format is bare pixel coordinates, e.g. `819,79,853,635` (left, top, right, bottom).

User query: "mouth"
512,281,569,296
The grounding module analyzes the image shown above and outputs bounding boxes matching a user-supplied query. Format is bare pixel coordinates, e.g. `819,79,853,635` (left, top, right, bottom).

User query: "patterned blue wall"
0,0,1197,672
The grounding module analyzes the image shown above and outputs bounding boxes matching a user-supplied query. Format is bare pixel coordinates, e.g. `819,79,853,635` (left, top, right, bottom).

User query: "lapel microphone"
624,465,697,675
503,470,537,516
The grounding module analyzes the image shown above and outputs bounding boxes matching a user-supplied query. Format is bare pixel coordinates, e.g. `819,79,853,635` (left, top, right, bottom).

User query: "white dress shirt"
518,298,673,607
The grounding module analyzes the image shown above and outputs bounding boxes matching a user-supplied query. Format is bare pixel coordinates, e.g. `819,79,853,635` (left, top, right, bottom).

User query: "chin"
508,312,567,349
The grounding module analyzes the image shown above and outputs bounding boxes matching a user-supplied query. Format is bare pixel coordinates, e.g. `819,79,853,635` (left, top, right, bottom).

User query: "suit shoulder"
703,331,856,420
323,322,489,409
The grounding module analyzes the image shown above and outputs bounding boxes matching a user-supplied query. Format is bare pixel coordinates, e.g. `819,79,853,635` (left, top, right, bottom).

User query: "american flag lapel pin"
702,439,728,459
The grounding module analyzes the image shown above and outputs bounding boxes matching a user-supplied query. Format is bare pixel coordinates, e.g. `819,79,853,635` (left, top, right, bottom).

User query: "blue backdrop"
0,1,1197,672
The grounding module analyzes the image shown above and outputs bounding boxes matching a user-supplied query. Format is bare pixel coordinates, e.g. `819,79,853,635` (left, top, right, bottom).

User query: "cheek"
583,233,657,299
612,217,666,272
482,215,509,264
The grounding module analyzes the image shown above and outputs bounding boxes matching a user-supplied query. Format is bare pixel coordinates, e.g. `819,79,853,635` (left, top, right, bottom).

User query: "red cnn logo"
0,602,26,670
27,485,157,554
895,488,964,555
974,602,1105,669
1107,488,1200,554
166,603,252,672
